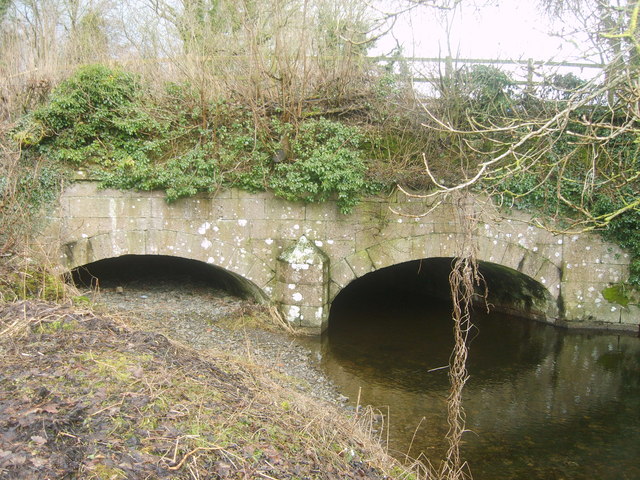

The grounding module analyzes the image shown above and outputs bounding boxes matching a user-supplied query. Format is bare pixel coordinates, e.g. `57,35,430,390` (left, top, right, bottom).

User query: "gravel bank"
87,278,346,405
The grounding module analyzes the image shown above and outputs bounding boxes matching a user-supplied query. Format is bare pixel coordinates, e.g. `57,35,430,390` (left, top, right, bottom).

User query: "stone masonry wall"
44,181,639,333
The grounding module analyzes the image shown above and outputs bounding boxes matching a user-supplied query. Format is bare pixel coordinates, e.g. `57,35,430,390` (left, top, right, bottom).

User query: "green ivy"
17,64,163,170
15,65,383,214
269,118,376,213
500,173,640,287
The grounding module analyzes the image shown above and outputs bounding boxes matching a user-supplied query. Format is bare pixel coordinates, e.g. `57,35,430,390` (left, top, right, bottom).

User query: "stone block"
346,250,374,278
277,282,328,308
62,238,89,268
210,197,266,221
152,197,210,219
536,261,562,299
325,218,360,242
279,303,328,331
67,197,112,218
245,259,276,291
329,259,357,290
321,239,355,262
500,243,529,273
366,237,414,270
276,262,326,285
563,233,630,266
563,293,621,324
329,280,343,302
563,261,628,285
146,230,178,256
305,202,340,222
410,234,446,259
265,198,306,220
475,235,509,265
246,238,280,263
87,233,115,262
434,233,466,258
620,305,640,325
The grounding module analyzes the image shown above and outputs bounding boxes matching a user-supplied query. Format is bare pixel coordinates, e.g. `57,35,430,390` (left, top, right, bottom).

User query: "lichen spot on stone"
198,222,211,235
287,305,300,322
265,238,273,245
288,284,296,290
238,219,248,227
292,292,303,302
201,239,212,249
207,257,214,264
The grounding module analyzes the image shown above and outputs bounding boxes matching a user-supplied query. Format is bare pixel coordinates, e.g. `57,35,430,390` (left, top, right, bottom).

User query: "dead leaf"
41,403,59,413
30,456,47,468
128,365,144,379
30,435,46,445
7,453,27,466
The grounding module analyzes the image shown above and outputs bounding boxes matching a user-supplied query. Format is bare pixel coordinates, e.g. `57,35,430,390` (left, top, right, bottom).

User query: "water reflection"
300,297,640,480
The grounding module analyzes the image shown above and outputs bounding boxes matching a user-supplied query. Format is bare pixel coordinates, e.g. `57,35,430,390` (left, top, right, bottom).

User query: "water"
300,297,640,480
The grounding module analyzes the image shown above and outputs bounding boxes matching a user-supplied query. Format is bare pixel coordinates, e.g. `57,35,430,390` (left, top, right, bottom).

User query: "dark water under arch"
300,261,640,480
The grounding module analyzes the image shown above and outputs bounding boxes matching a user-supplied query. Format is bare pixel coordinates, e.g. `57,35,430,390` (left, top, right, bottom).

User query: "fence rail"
370,55,605,87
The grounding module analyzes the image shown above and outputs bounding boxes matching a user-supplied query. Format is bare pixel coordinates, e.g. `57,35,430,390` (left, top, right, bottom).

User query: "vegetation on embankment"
1,1,640,293
0,300,419,479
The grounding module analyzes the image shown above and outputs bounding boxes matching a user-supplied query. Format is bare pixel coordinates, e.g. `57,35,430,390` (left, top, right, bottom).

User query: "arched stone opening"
330,257,557,328
70,254,267,302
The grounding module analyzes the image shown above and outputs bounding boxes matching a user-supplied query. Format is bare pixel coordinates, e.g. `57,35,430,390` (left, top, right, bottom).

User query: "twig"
168,446,224,471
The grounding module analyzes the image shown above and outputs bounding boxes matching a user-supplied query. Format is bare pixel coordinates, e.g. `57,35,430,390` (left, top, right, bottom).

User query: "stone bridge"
44,181,638,334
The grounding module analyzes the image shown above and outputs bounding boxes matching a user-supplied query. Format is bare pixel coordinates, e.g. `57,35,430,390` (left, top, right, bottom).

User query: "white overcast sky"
374,2,584,61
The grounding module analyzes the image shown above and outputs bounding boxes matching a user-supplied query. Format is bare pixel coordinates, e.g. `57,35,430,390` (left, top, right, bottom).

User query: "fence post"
526,58,534,96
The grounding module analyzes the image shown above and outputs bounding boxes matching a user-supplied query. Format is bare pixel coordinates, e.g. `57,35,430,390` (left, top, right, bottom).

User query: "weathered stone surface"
41,181,638,334
274,236,330,332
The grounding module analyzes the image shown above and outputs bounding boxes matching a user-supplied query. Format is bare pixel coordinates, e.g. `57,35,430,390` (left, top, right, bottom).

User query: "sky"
375,2,571,59
372,1,600,83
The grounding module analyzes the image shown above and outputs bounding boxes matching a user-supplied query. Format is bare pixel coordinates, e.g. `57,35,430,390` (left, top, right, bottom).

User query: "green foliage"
16,64,162,170
500,173,640,287
16,65,381,213
0,265,66,302
269,118,376,213
465,65,515,114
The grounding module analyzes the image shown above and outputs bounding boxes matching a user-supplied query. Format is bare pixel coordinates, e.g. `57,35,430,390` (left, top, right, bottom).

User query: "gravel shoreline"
87,278,347,405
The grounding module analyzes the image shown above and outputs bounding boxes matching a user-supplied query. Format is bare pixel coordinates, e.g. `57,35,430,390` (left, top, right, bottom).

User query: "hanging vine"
439,192,485,480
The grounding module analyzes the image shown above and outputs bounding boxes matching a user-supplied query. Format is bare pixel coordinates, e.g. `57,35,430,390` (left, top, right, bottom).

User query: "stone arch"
61,229,276,301
72,254,267,301
329,231,560,323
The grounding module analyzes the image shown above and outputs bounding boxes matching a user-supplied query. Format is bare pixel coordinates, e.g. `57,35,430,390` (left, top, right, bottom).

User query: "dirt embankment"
0,296,412,480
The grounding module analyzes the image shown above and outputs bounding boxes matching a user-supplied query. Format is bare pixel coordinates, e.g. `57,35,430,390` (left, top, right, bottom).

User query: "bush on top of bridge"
15,64,380,212
17,64,163,168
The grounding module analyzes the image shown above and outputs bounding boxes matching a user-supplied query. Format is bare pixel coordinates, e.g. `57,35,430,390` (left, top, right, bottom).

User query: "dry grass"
0,300,435,479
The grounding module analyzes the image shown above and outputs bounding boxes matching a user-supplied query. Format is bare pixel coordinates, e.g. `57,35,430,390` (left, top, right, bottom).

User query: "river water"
299,294,640,480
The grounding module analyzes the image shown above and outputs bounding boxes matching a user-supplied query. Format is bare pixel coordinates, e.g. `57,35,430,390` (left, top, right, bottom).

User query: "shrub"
269,118,374,213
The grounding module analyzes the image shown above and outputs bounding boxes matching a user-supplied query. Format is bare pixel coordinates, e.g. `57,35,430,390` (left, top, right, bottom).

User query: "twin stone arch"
63,224,561,332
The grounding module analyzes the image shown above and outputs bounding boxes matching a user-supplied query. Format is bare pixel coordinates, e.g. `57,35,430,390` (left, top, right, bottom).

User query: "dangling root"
440,192,484,480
